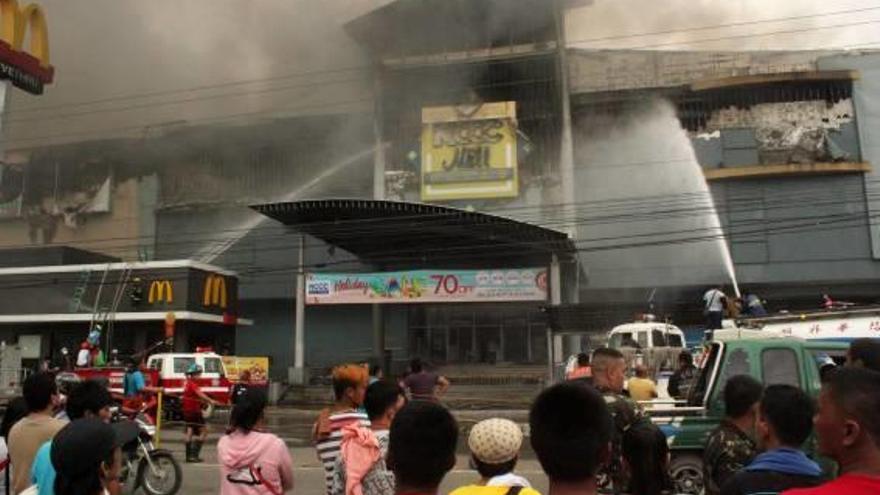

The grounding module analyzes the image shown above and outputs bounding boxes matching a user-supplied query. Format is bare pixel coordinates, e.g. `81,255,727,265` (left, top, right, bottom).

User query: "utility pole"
292,234,306,385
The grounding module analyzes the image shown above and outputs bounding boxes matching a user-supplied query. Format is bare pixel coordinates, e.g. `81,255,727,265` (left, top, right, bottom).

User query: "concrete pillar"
547,254,562,384
371,68,387,372
290,235,306,385
554,0,577,239
373,69,386,201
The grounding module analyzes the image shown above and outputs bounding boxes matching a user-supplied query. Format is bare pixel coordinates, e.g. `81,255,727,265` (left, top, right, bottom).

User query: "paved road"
177,445,549,493
160,407,546,493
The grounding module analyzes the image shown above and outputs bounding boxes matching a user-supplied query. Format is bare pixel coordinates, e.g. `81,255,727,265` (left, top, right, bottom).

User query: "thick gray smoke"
573,99,733,290
5,0,394,148
566,0,877,51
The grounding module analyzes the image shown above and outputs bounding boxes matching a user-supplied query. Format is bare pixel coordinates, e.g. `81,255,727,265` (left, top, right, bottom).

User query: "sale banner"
305,268,548,305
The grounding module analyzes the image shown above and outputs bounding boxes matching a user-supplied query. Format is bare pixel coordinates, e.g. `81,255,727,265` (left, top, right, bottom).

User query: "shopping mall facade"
1,0,879,379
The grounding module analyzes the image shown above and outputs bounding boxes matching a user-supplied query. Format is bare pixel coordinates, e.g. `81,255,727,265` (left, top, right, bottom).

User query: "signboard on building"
421,101,518,201
0,0,54,94
221,356,269,385
305,268,547,305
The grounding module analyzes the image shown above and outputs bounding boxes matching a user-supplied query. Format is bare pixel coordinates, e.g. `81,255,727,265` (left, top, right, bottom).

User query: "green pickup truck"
651,338,848,494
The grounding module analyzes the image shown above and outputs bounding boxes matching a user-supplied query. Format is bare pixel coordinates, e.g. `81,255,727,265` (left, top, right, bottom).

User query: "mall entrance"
408,304,548,364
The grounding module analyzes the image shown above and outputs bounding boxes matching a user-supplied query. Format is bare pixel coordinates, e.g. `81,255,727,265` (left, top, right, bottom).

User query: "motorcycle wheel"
136,452,183,495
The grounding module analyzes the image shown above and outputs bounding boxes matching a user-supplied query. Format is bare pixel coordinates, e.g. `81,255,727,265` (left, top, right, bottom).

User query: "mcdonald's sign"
203,274,227,309
0,0,53,94
148,280,174,305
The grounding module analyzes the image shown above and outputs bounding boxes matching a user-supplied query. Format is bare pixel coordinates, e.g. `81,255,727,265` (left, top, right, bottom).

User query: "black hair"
679,351,693,365
23,372,57,413
723,375,763,418
529,382,612,483
54,446,117,495
387,401,457,490
364,381,404,422
0,397,28,438
229,387,268,433
368,358,382,378
577,353,590,366
622,422,673,495
593,347,624,361
66,380,113,421
826,367,880,446
849,338,880,372
760,385,815,447
473,457,517,479
410,358,424,374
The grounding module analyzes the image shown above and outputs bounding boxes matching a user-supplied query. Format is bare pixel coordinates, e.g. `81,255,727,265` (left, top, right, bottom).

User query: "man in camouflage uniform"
591,347,650,494
703,375,763,495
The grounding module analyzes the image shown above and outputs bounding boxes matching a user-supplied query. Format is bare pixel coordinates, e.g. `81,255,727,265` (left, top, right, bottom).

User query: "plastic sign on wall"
421,101,518,201
221,356,269,385
0,0,53,94
305,268,547,305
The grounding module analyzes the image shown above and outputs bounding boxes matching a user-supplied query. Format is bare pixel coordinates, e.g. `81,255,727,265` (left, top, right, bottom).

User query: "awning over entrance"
251,199,574,268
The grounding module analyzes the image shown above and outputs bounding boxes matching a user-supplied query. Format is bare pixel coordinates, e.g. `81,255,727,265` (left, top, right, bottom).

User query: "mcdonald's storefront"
0,256,250,368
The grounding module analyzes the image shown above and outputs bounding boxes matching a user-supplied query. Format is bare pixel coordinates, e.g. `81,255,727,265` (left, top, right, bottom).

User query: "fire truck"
74,351,232,420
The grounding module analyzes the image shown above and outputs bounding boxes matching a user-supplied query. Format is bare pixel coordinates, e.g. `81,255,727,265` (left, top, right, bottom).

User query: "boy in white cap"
451,418,540,495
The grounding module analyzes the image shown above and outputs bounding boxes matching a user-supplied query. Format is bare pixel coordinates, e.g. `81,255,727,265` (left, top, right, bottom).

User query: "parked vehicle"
113,408,182,495
607,314,687,379
652,337,848,495
75,351,232,420
737,304,880,342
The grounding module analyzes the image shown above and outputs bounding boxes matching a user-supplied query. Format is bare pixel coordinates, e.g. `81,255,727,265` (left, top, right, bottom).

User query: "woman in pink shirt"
218,388,294,495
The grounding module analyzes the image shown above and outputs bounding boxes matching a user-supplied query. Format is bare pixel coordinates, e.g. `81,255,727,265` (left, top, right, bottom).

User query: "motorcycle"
112,409,183,495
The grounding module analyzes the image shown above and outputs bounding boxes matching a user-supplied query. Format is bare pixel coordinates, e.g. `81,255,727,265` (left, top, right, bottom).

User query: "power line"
567,5,880,46
7,5,873,119
2,174,877,254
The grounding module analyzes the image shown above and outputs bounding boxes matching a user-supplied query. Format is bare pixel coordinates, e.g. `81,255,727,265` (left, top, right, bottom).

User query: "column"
291,235,306,385
547,254,562,384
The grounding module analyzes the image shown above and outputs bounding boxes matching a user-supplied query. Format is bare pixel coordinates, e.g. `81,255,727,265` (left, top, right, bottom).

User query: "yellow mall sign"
203,274,227,309
421,101,518,201
0,0,53,94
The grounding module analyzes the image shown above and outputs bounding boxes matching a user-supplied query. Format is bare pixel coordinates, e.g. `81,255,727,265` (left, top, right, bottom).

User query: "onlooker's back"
451,418,539,495
622,422,677,495
387,401,458,495
218,388,293,495
8,373,65,495
626,366,657,402
720,385,823,495
530,382,613,495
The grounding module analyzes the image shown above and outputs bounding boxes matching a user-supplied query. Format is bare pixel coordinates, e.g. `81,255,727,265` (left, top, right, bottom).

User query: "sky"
1,0,877,151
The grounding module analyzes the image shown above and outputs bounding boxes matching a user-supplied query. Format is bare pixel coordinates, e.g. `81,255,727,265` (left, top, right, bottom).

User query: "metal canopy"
251,199,574,268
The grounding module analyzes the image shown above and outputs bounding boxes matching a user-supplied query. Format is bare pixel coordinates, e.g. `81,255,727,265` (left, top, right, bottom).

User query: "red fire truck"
74,351,232,420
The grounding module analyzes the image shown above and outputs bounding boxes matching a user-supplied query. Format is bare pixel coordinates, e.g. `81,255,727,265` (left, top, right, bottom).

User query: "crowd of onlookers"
293,340,880,495
0,371,121,495
1,338,878,495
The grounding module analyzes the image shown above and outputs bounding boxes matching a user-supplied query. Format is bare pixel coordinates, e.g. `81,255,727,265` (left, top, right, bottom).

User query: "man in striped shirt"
313,364,370,495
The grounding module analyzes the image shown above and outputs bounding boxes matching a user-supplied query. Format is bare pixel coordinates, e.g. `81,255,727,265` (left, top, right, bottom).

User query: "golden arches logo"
148,280,174,304
0,0,48,66
203,274,227,309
